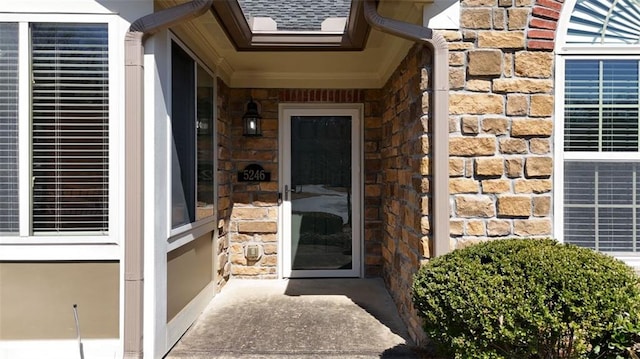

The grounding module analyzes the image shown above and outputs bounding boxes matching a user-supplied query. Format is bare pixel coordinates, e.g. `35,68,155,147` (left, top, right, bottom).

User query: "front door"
280,105,362,278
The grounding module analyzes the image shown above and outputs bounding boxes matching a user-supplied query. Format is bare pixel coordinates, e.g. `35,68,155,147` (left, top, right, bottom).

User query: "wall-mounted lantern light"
242,98,262,137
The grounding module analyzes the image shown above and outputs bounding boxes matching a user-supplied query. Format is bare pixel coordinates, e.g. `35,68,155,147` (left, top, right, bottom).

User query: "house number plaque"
238,164,271,182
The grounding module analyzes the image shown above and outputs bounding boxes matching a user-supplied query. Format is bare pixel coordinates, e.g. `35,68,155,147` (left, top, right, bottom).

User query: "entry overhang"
210,0,370,51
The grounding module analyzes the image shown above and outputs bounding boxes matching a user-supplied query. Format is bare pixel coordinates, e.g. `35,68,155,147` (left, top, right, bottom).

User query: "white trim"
555,0,640,52
557,54,640,60
278,103,363,279
0,339,119,359
0,244,120,261
613,255,640,268
18,21,29,238
167,220,216,252
0,13,117,23
109,15,124,248
563,153,640,161
554,54,640,264
422,0,460,30
553,54,566,244
0,236,117,245
558,46,640,56
0,14,122,246
166,281,214,351
554,0,574,53
143,33,169,359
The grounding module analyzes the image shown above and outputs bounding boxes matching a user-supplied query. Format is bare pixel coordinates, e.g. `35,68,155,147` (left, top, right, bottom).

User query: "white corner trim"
0,339,120,359
423,0,460,30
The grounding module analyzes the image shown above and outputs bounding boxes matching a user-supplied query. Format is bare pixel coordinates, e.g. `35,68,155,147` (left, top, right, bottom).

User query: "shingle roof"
237,0,352,31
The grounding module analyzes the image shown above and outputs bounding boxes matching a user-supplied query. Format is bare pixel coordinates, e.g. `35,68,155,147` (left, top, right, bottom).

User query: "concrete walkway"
165,278,425,358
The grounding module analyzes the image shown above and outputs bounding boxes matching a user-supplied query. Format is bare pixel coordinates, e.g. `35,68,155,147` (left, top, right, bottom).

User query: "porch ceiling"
156,0,430,88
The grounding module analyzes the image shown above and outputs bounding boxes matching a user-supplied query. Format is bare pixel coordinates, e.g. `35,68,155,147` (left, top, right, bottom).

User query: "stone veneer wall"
446,0,560,248
216,79,232,290
376,0,563,342
225,88,384,278
379,44,433,343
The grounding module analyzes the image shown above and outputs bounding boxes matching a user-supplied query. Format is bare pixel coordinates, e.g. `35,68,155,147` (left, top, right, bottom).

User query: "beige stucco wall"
0,261,119,340
167,233,213,322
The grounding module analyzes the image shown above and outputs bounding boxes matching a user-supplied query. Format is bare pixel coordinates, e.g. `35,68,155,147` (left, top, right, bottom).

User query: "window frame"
555,53,640,265
0,13,121,247
167,34,217,243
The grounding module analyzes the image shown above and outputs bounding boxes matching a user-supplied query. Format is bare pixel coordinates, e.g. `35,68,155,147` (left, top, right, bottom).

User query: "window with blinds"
0,23,19,235
564,162,638,252
564,59,640,252
565,60,639,152
31,23,109,233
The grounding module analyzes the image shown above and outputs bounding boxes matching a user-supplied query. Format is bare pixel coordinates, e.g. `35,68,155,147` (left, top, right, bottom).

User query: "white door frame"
278,103,363,278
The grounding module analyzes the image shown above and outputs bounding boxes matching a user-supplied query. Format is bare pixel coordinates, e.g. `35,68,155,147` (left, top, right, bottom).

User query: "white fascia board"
423,0,460,30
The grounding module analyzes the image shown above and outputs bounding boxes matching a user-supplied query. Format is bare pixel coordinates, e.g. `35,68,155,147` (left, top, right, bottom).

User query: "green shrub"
412,238,640,359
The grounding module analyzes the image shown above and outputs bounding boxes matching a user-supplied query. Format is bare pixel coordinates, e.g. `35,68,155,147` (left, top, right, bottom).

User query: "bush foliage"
412,238,640,359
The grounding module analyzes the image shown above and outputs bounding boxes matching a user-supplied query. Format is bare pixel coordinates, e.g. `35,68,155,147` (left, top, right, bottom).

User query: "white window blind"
565,60,639,152
564,162,638,252
31,23,109,233
0,23,19,234
564,59,640,252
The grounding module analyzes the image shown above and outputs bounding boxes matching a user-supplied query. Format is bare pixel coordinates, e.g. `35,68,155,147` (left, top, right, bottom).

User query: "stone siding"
216,79,232,290
379,45,433,343
228,88,280,278
446,0,559,248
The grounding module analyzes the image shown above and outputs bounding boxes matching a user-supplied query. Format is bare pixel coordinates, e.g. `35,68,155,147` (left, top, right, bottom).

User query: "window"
0,23,19,235
558,0,640,256
0,22,109,237
171,41,215,229
561,59,640,252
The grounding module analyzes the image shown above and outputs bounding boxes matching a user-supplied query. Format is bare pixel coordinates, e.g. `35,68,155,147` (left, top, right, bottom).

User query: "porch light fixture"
243,98,262,136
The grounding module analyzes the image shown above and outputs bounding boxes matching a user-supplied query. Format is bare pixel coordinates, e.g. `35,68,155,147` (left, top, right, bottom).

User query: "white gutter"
362,0,450,258
123,1,213,357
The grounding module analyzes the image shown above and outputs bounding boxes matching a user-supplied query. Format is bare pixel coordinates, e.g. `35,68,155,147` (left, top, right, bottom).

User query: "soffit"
156,0,430,88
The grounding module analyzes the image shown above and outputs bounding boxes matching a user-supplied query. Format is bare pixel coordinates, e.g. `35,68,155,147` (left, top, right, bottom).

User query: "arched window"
556,0,640,263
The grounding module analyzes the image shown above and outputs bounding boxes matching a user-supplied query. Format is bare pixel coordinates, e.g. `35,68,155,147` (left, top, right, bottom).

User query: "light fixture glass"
243,98,262,136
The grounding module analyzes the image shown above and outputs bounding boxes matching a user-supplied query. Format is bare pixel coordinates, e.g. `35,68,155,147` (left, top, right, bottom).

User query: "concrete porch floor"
165,278,427,358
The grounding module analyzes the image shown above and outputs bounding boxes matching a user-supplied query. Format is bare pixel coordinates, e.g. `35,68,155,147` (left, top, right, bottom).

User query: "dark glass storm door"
280,106,361,278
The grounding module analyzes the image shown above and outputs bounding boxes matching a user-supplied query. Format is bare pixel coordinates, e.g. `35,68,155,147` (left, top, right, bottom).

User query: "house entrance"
280,105,362,278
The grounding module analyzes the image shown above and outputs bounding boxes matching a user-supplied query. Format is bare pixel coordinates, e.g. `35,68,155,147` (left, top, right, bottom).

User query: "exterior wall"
378,44,433,343
0,261,119,339
216,79,233,289
224,87,383,278
167,233,213,322
373,0,563,342
445,0,559,247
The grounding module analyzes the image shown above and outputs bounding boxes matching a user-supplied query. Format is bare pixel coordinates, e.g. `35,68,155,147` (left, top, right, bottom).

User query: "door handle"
278,185,290,204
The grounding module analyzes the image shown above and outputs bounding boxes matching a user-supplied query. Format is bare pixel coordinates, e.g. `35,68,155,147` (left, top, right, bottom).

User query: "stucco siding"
0,261,119,340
